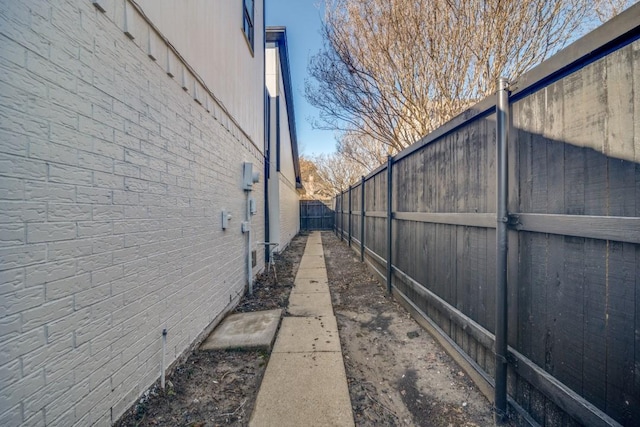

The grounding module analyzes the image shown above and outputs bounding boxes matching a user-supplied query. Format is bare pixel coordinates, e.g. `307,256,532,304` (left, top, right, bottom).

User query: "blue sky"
266,0,337,157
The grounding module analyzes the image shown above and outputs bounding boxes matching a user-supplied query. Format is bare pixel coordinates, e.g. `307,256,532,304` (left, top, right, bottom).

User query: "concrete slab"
288,292,334,317
200,309,282,351
249,352,354,427
249,231,353,426
292,279,329,294
303,240,324,250
298,256,326,270
294,276,328,287
301,253,324,259
273,316,340,353
301,252,324,259
295,267,329,280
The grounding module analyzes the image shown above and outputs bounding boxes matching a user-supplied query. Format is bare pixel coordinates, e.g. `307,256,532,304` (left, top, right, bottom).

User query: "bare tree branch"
306,0,632,165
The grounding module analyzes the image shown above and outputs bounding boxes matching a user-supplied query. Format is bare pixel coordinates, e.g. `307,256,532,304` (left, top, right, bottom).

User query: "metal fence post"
340,191,344,241
336,196,340,236
348,185,352,247
360,176,365,262
333,195,338,236
337,194,340,238
495,77,510,423
386,155,393,294
339,194,343,237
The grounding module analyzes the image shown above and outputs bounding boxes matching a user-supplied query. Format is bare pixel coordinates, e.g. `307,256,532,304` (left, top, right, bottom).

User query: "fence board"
605,241,638,422
559,236,585,395
582,238,608,410
333,20,640,426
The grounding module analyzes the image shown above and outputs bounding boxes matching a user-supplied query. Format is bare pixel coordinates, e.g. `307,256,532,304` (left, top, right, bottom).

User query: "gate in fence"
300,199,335,230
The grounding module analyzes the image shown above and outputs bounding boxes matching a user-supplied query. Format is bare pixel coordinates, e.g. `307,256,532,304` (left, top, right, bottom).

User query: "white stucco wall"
267,95,280,249
265,46,278,98
278,175,300,249
135,0,265,147
265,42,299,251
274,65,299,248
0,1,264,425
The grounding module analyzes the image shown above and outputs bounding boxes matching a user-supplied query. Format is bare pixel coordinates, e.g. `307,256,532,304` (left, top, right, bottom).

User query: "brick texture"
0,1,265,425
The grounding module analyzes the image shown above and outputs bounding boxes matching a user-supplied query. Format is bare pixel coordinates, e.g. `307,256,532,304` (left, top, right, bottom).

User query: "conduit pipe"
247,191,253,295
161,328,167,390
495,77,510,422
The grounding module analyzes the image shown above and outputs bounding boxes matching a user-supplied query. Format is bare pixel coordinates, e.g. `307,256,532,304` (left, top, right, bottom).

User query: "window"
243,0,254,51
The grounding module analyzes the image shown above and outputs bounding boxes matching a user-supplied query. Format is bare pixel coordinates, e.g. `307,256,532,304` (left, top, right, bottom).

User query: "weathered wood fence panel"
300,200,334,230
334,8,640,426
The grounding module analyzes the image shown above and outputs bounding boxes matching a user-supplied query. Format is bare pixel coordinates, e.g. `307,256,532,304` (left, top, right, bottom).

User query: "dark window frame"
242,0,254,54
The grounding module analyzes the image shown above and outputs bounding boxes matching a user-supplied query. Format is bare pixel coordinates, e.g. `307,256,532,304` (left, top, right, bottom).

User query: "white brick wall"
0,1,265,425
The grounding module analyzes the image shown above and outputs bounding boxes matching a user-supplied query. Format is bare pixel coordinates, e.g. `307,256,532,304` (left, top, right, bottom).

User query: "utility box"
221,210,231,230
249,197,257,215
242,162,260,191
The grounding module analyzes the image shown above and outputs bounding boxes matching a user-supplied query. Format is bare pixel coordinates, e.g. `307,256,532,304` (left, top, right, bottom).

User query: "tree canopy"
305,0,635,186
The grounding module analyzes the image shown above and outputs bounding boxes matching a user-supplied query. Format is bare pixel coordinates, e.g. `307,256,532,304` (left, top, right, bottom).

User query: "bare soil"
116,230,501,427
322,231,499,427
115,233,308,427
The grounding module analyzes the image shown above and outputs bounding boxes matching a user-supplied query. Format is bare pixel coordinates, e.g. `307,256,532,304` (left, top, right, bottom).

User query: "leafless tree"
337,131,390,171
306,0,634,160
311,153,367,195
593,0,637,23
299,156,336,200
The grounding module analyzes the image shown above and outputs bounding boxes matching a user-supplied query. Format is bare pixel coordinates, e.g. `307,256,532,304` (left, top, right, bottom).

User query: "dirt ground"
322,231,498,427
115,233,307,427
117,230,500,427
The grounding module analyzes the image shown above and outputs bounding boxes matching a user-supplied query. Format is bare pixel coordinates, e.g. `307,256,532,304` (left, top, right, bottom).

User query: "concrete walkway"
250,232,355,427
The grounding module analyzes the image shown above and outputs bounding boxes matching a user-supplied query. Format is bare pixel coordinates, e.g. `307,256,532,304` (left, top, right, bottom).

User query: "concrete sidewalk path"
250,232,354,427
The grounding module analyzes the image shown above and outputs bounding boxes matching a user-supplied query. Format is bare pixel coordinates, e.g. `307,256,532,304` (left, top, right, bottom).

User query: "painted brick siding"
0,1,265,425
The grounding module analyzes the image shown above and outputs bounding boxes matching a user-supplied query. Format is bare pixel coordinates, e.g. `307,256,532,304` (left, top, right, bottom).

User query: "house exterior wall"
265,40,299,251
265,48,278,100
0,1,264,426
266,96,281,248
134,0,265,145
265,48,280,247
278,175,300,249
275,69,299,249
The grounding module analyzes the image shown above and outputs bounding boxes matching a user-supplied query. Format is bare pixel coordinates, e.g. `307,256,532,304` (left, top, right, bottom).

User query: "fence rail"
334,6,640,426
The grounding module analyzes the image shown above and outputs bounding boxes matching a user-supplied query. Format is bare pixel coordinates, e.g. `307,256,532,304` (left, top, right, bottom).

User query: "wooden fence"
334,8,639,427
300,200,334,230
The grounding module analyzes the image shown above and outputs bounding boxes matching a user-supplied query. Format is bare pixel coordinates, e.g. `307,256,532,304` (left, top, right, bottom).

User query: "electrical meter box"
221,211,231,230
242,162,260,190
